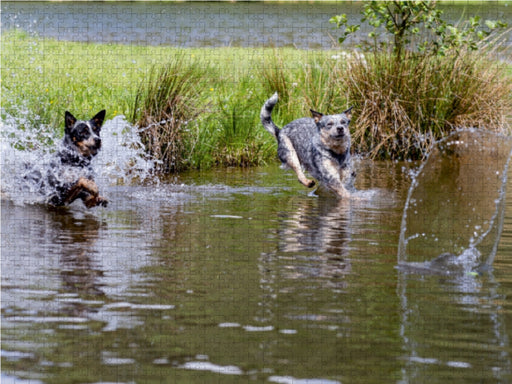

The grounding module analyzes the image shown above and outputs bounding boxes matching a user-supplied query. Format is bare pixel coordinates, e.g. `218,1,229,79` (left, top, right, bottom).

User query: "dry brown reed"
338,47,512,159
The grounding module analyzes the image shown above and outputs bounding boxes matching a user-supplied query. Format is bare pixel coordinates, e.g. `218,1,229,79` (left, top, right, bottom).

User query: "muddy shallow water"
2,158,512,383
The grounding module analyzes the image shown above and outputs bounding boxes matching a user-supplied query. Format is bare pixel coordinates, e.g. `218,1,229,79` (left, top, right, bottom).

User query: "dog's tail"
260,92,280,139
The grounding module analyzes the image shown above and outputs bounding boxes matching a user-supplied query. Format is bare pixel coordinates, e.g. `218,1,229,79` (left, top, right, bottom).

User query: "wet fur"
48,110,108,208
261,92,354,197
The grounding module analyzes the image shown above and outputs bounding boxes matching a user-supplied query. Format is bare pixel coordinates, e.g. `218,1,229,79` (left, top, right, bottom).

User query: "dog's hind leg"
278,136,315,188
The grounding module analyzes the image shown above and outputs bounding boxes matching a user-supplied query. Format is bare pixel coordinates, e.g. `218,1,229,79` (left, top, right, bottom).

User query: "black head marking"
65,111,77,134
342,106,354,119
90,110,106,132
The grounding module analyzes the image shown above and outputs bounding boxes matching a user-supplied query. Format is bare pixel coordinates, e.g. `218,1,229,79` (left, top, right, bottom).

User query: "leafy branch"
330,0,508,57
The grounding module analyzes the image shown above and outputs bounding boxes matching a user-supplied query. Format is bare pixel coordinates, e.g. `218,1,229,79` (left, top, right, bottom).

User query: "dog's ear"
342,106,354,119
91,110,106,130
65,111,77,133
310,109,324,124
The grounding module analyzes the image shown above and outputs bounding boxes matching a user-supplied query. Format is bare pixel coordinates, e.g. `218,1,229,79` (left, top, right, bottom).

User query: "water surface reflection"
2,162,512,383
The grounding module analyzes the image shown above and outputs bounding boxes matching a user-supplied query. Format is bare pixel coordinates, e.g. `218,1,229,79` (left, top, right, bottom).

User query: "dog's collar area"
327,148,349,164
59,148,92,167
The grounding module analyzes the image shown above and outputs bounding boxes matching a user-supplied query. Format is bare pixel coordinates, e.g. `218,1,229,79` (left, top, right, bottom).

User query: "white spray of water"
1,111,159,206
93,115,161,187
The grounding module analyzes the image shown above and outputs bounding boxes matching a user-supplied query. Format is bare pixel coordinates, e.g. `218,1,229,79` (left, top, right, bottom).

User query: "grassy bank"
1,30,350,169
2,30,511,171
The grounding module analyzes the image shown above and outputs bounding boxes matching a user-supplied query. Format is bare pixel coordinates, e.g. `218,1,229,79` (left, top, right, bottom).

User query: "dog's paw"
306,179,316,188
97,196,109,207
84,195,108,208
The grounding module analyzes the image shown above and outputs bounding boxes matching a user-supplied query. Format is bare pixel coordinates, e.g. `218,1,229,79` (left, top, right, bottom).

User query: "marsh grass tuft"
260,51,351,124
340,46,512,159
132,55,207,172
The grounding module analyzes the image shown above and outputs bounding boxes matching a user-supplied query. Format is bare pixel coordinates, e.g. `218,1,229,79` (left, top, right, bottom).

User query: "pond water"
2,116,512,383
2,1,511,49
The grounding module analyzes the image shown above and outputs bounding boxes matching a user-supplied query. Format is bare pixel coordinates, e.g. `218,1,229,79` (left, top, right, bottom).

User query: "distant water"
1,1,511,49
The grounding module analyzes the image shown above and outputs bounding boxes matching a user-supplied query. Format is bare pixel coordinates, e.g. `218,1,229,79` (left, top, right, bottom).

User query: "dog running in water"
24,110,109,208
260,92,354,197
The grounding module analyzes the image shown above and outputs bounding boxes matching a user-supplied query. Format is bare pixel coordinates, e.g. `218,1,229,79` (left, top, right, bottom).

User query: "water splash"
1,111,159,206
397,128,512,274
93,115,161,187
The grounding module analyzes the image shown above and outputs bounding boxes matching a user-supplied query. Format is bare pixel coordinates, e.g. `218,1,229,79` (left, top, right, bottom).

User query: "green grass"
2,29,511,171
1,30,338,170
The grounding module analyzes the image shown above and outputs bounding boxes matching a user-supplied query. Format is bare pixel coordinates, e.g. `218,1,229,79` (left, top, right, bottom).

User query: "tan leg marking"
321,158,350,198
76,177,99,196
281,135,315,188
62,177,108,208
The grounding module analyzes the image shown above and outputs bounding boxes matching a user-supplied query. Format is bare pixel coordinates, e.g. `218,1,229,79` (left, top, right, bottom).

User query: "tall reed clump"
213,79,275,167
330,0,511,160
132,55,207,172
336,48,512,159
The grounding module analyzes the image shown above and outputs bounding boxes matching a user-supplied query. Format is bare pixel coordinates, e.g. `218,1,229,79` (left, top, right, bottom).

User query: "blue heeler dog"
24,110,109,208
260,92,354,197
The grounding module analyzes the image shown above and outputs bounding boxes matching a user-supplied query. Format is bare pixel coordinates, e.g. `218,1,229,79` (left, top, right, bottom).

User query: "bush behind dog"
340,47,512,159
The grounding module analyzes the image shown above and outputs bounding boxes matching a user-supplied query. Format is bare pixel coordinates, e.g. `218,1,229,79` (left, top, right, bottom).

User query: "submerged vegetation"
2,2,511,173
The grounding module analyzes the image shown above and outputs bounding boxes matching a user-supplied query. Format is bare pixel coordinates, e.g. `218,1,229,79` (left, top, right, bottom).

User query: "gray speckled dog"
260,92,354,197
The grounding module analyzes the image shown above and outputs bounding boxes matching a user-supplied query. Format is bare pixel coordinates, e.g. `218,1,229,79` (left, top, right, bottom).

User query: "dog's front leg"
58,177,96,206
317,159,350,198
65,177,108,208
279,136,316,188
77,178,109,208
83,194,108,208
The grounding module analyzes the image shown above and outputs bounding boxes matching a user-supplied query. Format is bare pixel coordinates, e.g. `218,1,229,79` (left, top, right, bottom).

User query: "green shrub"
340,49,512,159
329,0,511,159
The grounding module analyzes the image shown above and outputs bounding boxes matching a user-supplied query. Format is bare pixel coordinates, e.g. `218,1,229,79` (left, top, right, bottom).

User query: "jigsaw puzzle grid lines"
1,2,511,383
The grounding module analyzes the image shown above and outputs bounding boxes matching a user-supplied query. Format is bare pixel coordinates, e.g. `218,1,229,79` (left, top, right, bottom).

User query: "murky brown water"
2,156,512,383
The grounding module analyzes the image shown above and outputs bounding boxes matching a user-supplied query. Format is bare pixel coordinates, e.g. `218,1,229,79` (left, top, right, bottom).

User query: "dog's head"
311,107,353,151
64,110,106,159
